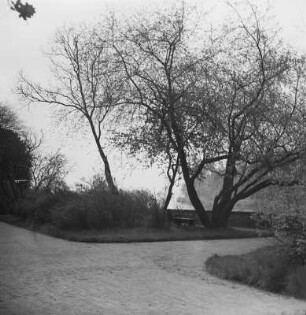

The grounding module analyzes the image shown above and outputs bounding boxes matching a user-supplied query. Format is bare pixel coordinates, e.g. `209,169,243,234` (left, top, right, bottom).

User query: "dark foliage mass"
0,104,69,215
0,105,32,213
12,179,167,230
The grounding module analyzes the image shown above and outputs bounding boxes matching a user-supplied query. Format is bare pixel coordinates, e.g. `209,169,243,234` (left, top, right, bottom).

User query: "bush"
12,190,61,224
251,212,273,229
51,197,88,230
206,246,289,293
206,245,306,300
273,214,306,264
252,212,306,265
16,178,167,230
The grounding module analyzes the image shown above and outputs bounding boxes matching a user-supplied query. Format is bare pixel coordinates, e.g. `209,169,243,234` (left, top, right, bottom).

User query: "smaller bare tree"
30,150,68,193
17,25,124,193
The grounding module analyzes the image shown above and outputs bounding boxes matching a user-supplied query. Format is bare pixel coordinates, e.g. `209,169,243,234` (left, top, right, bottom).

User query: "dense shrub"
12,189,74,225
51,197,88,230
13,180,167,230
206,246,289,293
273,214,306,265
206,245,306,300
234,177,306,299
252,212,306,265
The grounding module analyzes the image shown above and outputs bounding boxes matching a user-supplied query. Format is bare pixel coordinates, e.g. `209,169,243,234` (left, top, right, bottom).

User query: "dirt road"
0,222,305,315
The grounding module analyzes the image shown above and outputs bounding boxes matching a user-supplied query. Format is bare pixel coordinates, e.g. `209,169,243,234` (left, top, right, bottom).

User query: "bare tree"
112,4,306,227
30,150,68,193
17,25,124,193
22,130,69,193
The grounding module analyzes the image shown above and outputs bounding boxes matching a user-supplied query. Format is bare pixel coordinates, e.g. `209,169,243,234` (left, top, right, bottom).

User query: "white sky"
0,0,305,194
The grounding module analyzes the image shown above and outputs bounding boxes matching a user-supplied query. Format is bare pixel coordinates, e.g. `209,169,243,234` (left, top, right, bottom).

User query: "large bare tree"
18,25,124,193
111,4,306,227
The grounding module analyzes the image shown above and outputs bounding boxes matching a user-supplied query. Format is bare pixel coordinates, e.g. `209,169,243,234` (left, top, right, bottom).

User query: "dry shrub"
206,246,290,294
50,184,166,229
12,177,167,230
12,190,66,224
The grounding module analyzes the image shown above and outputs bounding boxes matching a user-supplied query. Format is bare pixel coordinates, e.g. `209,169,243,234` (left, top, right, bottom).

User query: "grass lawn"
205,245,306,300
0,214,269,243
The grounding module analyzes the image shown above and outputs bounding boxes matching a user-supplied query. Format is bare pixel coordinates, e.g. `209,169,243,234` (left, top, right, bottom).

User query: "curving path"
0,222,305,315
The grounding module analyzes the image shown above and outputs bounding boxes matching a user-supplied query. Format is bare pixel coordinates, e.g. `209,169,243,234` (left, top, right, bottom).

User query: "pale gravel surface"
0,222,305,315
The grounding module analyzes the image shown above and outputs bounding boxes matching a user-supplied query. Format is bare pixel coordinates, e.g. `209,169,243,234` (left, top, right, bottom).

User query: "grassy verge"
0,214,266,243
205,245,306,300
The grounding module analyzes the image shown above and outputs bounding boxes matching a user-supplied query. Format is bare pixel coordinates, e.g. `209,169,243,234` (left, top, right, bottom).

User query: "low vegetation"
10,179,167,231
205,166,306,300
206,211,306,300
206,245,306,300
2,183,262,242
1,214,261,243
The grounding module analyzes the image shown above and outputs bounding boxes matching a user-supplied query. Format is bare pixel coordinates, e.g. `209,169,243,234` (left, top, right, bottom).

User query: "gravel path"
0,222,305,315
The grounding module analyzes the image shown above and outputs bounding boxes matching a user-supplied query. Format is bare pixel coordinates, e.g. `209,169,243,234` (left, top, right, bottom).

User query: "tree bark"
163,154,179,211
88,119,118,194
179,150,212,227
211,200,235,228
163,180,175,211
103,158,118,194
211,154,236,228
186,180,212,227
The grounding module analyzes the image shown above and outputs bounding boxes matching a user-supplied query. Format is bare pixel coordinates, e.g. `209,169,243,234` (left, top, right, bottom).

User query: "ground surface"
0,222,305,315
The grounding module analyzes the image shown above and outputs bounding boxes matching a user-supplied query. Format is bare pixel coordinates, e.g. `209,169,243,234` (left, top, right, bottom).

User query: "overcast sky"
0,0,305,194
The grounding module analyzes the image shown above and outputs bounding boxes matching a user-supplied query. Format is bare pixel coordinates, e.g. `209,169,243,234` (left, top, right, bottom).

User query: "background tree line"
17,3,306,228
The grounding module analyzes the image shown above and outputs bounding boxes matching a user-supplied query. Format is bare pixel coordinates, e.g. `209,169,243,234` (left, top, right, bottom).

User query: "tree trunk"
179,151,212,227
211,154,236,228
211,200,235,228
163,180,174,211
88,120,118,194
169,110,211,226
163,154,179,211
104,160,118,194
186,180,212,227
